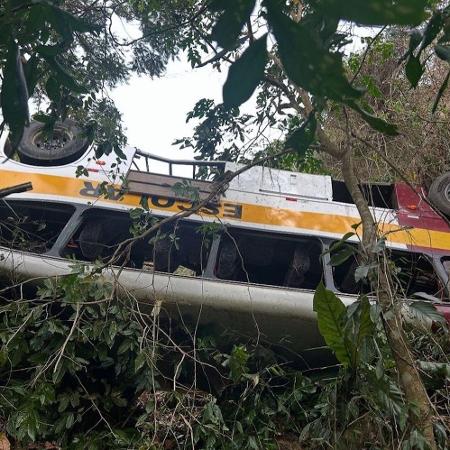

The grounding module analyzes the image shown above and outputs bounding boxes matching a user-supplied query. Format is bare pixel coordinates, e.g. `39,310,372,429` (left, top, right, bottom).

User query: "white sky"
112,57,227,161
110,23,370,164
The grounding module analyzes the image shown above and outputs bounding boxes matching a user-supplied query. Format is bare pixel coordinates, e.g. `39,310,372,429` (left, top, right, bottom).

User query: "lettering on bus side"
137,195,242,219
79,183,243,219
79,181,122,201
223,203,242,219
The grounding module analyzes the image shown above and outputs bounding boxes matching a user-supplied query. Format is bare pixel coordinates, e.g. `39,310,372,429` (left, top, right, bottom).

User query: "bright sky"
112,58,226,161
110,24,369,164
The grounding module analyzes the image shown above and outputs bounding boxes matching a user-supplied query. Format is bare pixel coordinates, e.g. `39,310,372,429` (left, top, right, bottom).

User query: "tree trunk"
269,25,437,440
340,149,436,449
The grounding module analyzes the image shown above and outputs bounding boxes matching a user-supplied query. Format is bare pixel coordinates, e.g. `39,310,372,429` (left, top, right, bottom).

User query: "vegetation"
0,267,449,449
0,1,450,449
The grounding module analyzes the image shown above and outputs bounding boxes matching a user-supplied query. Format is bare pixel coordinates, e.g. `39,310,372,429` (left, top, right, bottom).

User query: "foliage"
313,282,374,369
2,1,450,449
322,30,450,185
175,1,450,186
0,268,448,449
0,0,209,153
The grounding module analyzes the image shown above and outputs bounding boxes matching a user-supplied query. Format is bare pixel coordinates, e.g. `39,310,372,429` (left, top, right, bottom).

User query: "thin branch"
53,303,81,374
0,182,33,199
103,115,315,268
113,4,210,47
350,26,387,84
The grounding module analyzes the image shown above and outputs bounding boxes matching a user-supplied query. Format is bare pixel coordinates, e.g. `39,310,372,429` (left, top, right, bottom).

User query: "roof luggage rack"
126,149,226,203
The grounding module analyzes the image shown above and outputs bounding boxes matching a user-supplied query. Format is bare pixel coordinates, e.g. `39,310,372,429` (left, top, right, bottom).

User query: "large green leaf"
419,10,445,54
314,0,428,26
313,282,352,366
22,55,40,97
329,244,356,266
0,39,29,147
223,34,268,108
435,44,450,62
432,69,450,113
407,301,446,324
284,114,317,156
350,296,374,367
42,56,87,93
45,4,100,41
405,55,424,88
265,1,362,101
211,0,256,50
345,100,398,135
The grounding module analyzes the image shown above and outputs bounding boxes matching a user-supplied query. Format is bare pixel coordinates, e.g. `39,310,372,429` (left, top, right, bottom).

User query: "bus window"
331,249,370,295
0,200,75,254
215,229,323,289
443,258,450,279
332,245,445,299
391,252,443,298
63,209,212,275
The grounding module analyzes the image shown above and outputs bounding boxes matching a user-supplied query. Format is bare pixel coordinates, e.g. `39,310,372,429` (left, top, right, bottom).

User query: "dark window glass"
0,200,74,253
442,258,450,277
215,229,323,289
332,244,445,299
64,209,212,275
331,248,370,295
391,252,442,298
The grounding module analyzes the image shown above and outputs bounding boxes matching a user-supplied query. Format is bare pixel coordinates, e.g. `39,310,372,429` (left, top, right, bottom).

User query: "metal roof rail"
133,148,227,178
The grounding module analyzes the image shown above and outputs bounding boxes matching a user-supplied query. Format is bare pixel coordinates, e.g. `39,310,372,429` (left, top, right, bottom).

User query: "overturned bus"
0,120,449,360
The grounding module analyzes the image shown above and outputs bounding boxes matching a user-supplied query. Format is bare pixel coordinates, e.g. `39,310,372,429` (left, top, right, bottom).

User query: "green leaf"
0,39,30,146
354,265,370,282
284,115,317,156
23,55,40,97
0,347,8,367
405,55,424,88
328,232,356,254
351,296,374,366
329,244,355,266
223,34,268,108
211,0,256,50
313,282,351,366
408,30,423,53
45,77,61,103
43,56,87,93
265,2,362,101
228,344,249,382
375,357,384,379
345,100,398,135
407,301,446,324
435,44,450,62
45,4,100,41
315,0,428,26
134,352,146,373
65,412,75,429
417,361,450,378
419,11,444,54
432,69,450,113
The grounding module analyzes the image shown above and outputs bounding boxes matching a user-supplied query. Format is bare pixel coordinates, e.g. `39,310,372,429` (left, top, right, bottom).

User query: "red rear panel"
395,182,450,233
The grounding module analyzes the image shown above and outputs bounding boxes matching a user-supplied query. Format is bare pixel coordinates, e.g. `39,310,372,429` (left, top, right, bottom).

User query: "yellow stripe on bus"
1,169,449,252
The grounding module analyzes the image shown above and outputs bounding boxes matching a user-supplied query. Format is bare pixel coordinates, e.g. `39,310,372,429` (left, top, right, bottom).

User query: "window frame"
327,238,449,301
207,225,328,290
0,199,78,256
61,206,215,276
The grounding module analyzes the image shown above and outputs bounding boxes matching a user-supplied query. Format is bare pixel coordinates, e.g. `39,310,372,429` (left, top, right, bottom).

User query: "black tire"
16,119,91,166
79,221,105,260
428,172,450,216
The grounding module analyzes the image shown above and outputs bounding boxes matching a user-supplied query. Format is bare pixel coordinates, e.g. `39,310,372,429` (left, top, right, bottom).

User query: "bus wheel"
428,172,450,216
15,119,91,166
